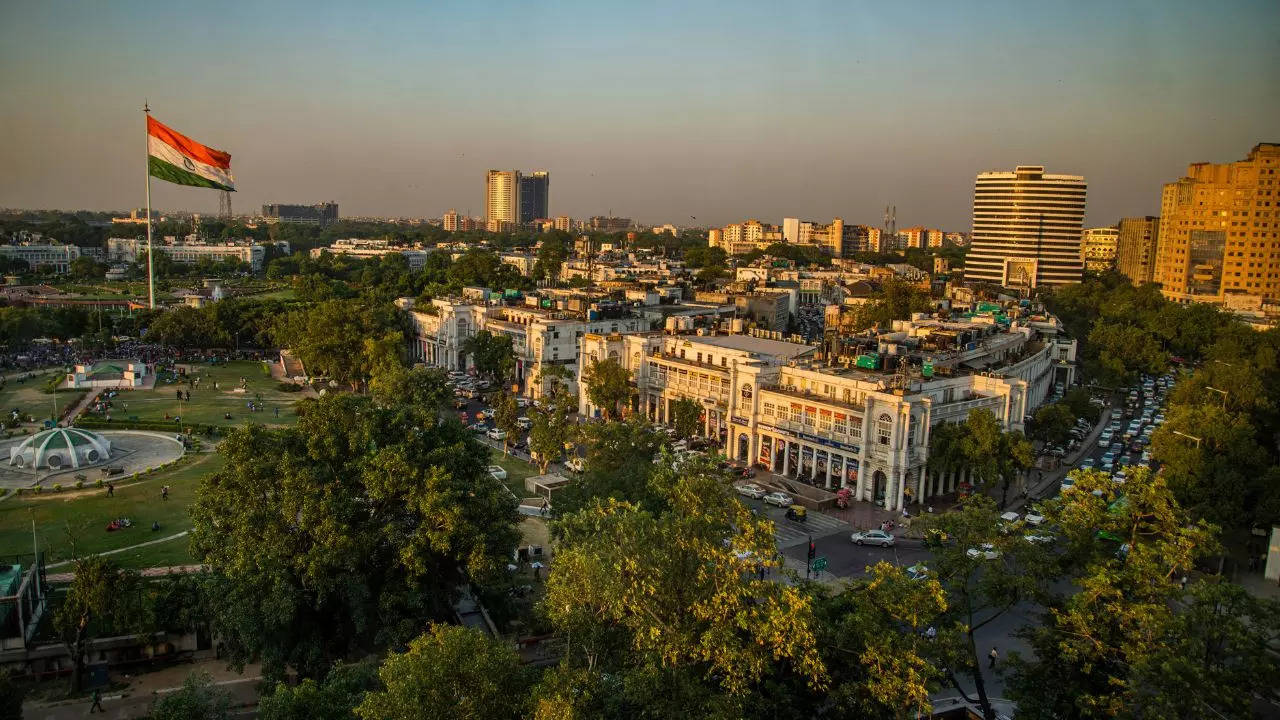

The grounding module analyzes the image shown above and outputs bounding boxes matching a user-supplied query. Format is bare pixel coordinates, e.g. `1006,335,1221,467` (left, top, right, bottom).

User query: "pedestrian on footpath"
988,646,999,669
106,482,114,498
88,688,104,713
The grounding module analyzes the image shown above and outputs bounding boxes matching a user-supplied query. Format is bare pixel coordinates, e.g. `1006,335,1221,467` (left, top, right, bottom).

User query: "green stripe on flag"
148,156,234,191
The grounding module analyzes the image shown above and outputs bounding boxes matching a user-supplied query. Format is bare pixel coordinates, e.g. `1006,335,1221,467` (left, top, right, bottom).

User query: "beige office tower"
964,165,1087,288
554,215,571,232
485,170,520,231
1154,143,1280,303
1080,227,1119,271
443,209,459,232
1114,216,1160,285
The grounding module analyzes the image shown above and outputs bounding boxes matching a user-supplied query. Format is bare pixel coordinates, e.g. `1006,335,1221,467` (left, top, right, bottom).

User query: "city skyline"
1,1,1277,228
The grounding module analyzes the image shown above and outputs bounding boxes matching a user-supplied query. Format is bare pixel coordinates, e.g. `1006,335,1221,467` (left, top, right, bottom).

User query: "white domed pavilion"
7,428,112,470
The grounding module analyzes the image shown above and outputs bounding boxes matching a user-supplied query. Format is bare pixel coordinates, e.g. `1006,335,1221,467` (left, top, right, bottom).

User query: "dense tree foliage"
150,672,232,720
668,396,704,440
189,371,518,679
554,417,667,516
461,329,515,383
581,357,632,420
54,557,151,692
272,299,404,391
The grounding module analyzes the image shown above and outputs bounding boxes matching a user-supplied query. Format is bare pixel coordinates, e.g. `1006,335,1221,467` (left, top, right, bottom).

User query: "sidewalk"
24,659,262,720
1008,406,1113,513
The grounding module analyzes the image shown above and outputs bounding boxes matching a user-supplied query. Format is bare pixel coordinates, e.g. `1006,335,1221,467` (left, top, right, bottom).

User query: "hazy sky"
2,1,1277,229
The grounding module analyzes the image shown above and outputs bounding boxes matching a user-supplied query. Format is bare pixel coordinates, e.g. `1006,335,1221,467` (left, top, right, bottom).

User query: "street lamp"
1205,386,1228,407
1171,430,1202,448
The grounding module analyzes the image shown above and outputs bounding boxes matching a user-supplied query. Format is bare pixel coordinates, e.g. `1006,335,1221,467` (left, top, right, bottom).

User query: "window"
877,413,893,446
834,415,848,436
762,402,775,417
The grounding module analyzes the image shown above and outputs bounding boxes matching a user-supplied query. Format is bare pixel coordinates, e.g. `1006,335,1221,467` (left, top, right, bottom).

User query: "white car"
850,529,895,547
735,483,767,499
966,544,1001,560
487,428,508,441
1024,513,1046,526
487,465,508,481
762,491,793,507
517,417,533,430
906,563,931,581
516,397,530,408
1024,533,1054,544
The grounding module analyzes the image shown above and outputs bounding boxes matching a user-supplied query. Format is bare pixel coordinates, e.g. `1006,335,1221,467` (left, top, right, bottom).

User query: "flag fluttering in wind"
146,115,235,191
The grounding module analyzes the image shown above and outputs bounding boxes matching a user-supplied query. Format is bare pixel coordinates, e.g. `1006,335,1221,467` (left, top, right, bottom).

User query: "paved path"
24,659,261,720
58,387,101,427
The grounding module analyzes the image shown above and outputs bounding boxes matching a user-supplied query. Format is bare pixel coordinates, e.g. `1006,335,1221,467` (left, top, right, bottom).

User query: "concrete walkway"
45,532,192,571
23,659,262,720
58,388,101,427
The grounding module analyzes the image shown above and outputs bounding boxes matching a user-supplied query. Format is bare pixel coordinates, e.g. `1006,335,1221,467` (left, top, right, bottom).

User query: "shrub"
95,479,104,488
33,486,42,494
53,484,62,492
276,382,303,393
75,480,85,489
13,488,23,496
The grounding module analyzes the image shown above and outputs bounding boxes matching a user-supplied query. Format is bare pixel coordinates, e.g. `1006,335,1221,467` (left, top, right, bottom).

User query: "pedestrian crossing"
768,509,851,549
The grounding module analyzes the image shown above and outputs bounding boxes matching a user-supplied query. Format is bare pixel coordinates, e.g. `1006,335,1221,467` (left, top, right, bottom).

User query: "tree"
259,661,380,720
528,393,574,474
958,409,1034,509
54,556,150,692
540,453,826,718
145,305,231,349
189,376,518,680
918,495,1057,720
1004,467,1225,719
273,299,404,392
0,671,24,720
581,357,632,420
813,562,953,719
668,396,703,440
554,417,667,516
1031,402,1075,447
69,255,106,280
535,231,570,282
151,672,232,720
462,330,515,383
355,625,530,720
494,390,521,452
847,278,934,332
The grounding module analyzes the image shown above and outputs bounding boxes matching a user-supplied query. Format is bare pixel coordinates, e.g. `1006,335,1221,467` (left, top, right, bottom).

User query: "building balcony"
759,384,865,415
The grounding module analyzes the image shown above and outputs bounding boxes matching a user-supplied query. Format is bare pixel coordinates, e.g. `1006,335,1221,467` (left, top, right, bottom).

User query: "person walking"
106,482,114,498
88,688,104,713
988,646,999,669
161,485,169,501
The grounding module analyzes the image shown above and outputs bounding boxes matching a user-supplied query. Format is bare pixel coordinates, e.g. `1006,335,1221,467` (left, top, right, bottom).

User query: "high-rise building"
1153,143,1280,303
485,170,520,231
926,229,945,248
1115,216,1160,285
964,165,1086,288
901,226,926,249
443,209,459,232
782,217,850,256
519,171,550,223
262,202,339,226
554,215,571,232
1080,227,1119,272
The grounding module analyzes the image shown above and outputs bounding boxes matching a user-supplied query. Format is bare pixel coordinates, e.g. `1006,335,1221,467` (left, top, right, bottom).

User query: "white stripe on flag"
147,135,235,190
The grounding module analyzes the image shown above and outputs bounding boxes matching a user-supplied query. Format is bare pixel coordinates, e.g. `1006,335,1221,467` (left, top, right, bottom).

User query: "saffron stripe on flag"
146,115,231,170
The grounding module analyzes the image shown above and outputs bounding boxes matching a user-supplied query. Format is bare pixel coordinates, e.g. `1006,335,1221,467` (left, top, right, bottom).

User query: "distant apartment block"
1115,216,1160,285
964,165,1086,288
1080,226,1119,272
1154,143,1280,304
443,210,459,232
485,170,520,231
782,217,856,256
589,216,632,232
554,215,572,232
519,171,550,224
262,202,339,226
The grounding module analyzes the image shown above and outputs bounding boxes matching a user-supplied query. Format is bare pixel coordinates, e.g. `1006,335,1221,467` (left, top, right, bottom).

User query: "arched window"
877,413,893,446
740,383,753,400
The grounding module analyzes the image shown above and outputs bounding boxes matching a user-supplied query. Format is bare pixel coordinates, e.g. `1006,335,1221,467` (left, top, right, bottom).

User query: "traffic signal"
807,537,816,562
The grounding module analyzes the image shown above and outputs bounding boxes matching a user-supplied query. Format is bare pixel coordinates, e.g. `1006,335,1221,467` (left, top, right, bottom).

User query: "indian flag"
147,116,235,191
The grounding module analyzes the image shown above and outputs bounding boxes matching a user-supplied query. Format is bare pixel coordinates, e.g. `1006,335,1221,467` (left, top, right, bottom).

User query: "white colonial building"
578,313,1076,512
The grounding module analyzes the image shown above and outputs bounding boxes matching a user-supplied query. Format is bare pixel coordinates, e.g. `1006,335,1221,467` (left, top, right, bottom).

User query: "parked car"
850,529,895,547
1024,533,1054,544
735,483,767,499
469,422,488,433
906,563,931,581
517,417,533,430
966,544,1001,560
487,428,508,441
762,491,793,507
487,465,508,481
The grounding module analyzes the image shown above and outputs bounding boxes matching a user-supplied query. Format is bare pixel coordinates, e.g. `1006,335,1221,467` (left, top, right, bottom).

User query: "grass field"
0,372,66,421
0,451,224,568
93,360,303,427
488,452,541,500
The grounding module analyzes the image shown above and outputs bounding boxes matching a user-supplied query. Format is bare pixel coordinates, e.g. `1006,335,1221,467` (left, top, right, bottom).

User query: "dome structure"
8,428,112,470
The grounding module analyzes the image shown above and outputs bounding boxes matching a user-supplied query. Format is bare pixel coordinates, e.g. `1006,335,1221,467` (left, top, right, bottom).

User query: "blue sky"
1,0,1277,228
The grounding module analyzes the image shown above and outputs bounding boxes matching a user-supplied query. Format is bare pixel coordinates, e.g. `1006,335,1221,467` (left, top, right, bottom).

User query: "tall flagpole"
144,101,155,310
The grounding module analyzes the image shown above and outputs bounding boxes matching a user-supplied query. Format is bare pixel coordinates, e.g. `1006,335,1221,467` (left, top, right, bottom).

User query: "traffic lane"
780,532,933,579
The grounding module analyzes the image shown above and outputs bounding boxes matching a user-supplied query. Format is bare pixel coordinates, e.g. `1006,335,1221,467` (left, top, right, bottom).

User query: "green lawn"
0,451,224,567
488,452,541,499
89,360,303,427
0,373,71,423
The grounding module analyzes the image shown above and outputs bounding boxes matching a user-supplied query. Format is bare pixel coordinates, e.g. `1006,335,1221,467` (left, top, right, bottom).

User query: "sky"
1,0,1277,230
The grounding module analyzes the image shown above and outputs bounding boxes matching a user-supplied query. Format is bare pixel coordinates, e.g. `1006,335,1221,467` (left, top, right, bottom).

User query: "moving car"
850,529,895,547
762,491,793,507
735,482,767,499
487,465,508,481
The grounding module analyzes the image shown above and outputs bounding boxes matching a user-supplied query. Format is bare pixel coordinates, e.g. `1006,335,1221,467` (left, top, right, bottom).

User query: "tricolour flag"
147,116,235,191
